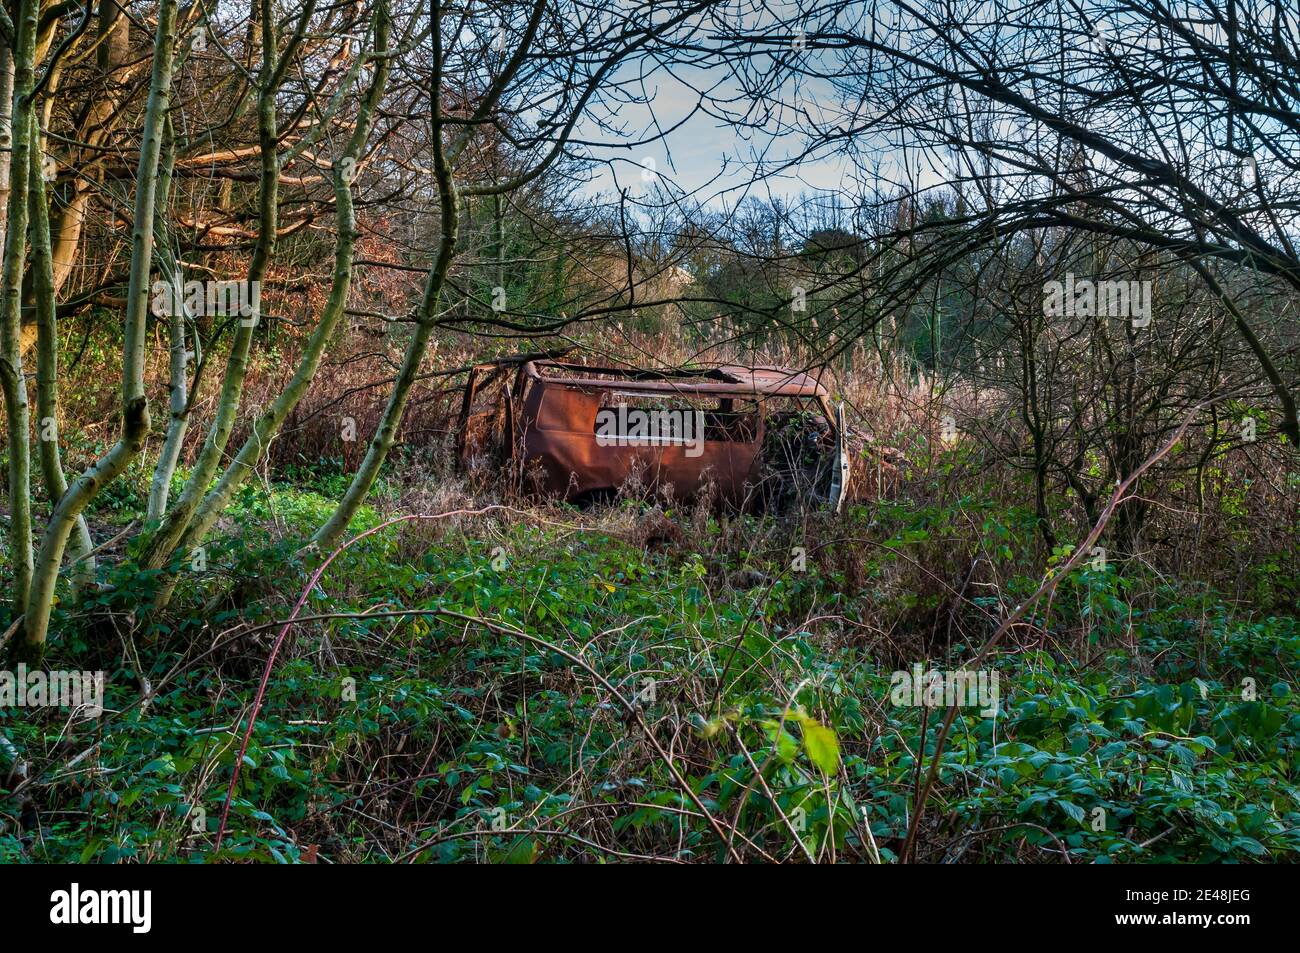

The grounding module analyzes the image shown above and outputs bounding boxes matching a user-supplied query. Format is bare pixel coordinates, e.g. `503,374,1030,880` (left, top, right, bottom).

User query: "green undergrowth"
1,487,1296,863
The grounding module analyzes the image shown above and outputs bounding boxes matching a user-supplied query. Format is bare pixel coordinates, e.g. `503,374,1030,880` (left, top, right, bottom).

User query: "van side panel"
520,383,760,502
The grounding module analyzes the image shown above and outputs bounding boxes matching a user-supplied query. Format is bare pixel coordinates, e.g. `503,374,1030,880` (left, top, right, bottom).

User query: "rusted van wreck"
455,357,850,510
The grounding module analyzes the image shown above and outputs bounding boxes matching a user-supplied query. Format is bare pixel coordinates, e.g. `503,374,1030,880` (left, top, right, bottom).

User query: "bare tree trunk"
46,3,132,299
142,0,319,571
145,5,392,608
183,8,391,545
310,0,559,549
14,0,178,664
28,110,95,588
310,267,453,551
147,118,189,522
0,0,39,616
1189,259,1299,447
311,9,458,549
0,45,15,264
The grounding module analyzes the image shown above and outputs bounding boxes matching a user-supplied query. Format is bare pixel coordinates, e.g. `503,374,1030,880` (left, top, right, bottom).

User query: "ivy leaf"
801,719,840,774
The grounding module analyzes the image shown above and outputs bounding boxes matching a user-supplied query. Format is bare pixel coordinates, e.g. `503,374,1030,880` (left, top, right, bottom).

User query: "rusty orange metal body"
456,359,850,508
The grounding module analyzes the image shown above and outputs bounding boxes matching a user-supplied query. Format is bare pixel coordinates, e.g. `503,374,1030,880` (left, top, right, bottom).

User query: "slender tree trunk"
147,6,392,607
28,110,95,587
0,0,39,616
147,118,190,522
312,0,546,548
46,4,132,301
189,15,390,539
0,46,15,264
312,133,458,549
14,0,178,664
142,0,281,571
1189,259,1299,447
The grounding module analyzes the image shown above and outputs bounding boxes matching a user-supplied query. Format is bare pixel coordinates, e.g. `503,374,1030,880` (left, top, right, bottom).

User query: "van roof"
524,361,829,398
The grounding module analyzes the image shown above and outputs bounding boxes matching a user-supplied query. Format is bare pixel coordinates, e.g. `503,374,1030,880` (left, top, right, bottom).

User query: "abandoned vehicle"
455,358,851,510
